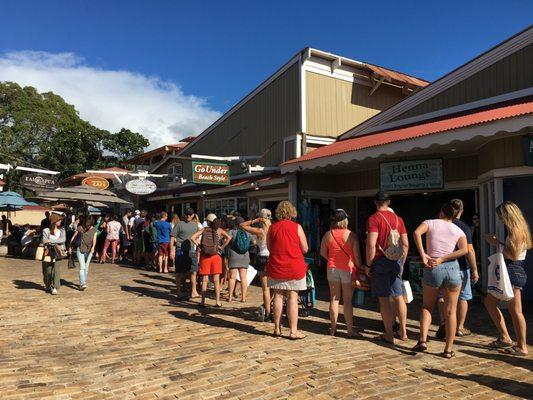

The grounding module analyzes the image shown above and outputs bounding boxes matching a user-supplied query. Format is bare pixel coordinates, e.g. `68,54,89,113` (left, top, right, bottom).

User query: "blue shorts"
459,269,472,301
423,260,461,289
371,257,403,298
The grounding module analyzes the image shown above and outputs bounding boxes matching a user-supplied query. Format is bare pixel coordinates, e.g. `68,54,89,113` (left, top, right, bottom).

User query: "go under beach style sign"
380,159,443,191
192,162,230,185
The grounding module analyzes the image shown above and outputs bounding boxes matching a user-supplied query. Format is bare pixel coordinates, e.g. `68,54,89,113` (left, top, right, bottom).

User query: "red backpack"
201,227,219,255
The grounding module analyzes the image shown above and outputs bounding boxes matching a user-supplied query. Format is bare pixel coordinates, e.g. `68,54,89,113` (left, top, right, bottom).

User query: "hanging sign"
82,176,110,190
192,162,230,185
125,179,157,195
523,135,533,167
380,159,443,191
20,173,58,191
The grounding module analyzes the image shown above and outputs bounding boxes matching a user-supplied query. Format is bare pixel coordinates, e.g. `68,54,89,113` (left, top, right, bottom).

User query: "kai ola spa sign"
380,159,443,191
192,162,231,185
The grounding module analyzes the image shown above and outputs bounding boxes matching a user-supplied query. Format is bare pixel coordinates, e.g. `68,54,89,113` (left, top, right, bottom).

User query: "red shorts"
158,243,170,257
199,254,222,275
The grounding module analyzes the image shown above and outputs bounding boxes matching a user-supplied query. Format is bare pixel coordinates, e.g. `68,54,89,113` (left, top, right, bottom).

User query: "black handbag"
68,253,77,269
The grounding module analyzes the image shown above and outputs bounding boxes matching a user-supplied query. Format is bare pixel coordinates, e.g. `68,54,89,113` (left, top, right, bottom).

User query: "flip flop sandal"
456,328,472,337
394,331,409,341
347,331,364,339
374,334,394,345
412,340,427,352
273,331,282,338
289,333,306,340
488,339,513,349
499,346,528,357
442,350,456,359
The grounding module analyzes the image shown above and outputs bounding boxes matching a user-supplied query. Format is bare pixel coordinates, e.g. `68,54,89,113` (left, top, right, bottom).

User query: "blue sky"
0,0,531,147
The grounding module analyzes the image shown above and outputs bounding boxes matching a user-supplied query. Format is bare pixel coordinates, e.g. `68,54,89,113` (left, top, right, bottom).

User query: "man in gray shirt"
170,208,200,298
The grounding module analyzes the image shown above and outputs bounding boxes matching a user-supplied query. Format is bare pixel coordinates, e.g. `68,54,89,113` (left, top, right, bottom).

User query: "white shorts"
327,267,352,284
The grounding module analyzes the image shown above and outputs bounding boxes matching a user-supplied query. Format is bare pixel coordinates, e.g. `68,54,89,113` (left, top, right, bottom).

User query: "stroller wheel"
257,305,266,322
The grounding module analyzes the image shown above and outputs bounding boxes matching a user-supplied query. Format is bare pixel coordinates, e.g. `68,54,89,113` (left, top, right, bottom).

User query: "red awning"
283,101,533,166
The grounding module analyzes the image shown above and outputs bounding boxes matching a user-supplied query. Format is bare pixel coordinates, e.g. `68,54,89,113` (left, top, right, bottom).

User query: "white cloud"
0,50,220,149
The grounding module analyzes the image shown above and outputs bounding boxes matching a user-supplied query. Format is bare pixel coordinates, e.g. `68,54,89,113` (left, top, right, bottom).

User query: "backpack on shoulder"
201,227,219,256
378,213,404,261
232,229,250,255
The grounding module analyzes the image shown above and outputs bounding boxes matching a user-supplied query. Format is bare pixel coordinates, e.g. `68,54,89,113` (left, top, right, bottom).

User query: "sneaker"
436,323,446,339
51,288,58,295
80,284,87,291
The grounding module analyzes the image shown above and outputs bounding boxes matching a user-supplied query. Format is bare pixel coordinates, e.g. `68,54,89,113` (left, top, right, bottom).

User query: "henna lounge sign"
192,162,230,185
380,159,443,191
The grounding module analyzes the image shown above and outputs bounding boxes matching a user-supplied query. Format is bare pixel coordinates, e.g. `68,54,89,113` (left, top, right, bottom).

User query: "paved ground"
0,257,531,399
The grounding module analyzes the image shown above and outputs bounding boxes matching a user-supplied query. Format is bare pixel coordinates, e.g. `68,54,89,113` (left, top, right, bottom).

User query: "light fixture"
450,148,457,152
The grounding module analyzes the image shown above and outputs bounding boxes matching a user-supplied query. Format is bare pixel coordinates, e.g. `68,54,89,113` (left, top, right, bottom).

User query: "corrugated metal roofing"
365,63,430,88
283,101,533,165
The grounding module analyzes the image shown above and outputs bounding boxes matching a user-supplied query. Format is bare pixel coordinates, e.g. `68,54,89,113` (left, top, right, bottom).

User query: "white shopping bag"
236,265,258,287
402,280,414,304
487,250,514,301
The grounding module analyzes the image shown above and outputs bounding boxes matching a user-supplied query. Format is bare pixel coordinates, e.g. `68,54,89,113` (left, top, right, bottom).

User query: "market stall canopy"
0,191,37,210
34,186,131,205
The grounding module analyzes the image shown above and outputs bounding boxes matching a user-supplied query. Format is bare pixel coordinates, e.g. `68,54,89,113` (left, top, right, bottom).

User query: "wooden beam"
369,77,385,96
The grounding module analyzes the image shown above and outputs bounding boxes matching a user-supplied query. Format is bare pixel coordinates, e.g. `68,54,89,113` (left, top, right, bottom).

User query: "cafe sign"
380,159,443,191
192,162,230,185
125,178,157,195
20,173,58,191
82,176,110,190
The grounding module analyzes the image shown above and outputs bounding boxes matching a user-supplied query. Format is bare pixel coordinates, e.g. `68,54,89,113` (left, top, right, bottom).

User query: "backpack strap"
330,230,355,269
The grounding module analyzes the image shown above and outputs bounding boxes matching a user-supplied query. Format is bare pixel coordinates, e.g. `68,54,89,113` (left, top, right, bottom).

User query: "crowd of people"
15,192,531,357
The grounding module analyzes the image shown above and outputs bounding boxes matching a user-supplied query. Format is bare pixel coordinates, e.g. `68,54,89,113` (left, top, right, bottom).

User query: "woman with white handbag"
484,201,531,357
41,213,66,295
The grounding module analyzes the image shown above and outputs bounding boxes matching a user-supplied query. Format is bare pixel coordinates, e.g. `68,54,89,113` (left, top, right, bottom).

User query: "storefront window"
204,198,236,217
167,163,183,183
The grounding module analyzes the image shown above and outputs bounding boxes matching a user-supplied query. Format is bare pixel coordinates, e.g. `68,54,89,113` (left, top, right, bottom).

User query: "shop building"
144,47,428,217
282,27,533,299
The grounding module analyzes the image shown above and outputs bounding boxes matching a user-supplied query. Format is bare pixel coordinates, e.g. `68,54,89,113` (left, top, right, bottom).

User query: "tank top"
327,229,355,271
257,234,270,257
266,220,306,280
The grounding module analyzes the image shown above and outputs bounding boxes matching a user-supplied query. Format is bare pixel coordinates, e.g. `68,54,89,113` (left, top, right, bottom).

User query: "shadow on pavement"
138,272,175,282
424,368,533,399
121,285,175,301
460,348,533,371
133,279,173,290
12,280,46,291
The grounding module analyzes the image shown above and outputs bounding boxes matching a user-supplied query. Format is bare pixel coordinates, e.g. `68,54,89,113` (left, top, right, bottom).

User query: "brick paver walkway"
0,257,531,399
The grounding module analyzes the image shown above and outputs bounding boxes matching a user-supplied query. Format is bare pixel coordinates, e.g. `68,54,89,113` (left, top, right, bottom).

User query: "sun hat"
258,208,272,219
49,213,64,225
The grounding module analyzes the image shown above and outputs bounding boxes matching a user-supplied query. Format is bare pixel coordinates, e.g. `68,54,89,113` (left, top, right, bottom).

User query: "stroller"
257,267,316,321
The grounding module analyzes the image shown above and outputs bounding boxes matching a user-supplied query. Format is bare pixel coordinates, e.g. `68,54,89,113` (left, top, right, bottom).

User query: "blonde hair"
496,201,532,251
331,218,349,229
275,201,297,221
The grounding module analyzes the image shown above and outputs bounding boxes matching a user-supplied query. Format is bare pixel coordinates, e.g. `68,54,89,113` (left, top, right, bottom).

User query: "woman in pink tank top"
320,209,362,338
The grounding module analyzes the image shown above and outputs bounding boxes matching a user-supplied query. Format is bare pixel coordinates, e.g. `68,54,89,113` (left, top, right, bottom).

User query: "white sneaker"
51,288,58,295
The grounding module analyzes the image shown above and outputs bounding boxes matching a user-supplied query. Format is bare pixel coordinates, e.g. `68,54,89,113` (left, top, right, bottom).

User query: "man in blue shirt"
153,211,172,273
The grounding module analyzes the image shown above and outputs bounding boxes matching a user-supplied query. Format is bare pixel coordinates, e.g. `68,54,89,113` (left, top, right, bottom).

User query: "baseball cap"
206,213,217,222
374,191,390,202
134,209,141,215
184,207,195,216
332,209,348,222
257,208,272,219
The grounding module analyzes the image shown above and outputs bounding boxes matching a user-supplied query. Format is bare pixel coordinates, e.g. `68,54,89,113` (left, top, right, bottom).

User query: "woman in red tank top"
320,209,362,338
266,201,308,340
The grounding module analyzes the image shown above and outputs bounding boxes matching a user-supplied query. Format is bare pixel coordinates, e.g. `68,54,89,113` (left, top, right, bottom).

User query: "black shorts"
254,255,269,273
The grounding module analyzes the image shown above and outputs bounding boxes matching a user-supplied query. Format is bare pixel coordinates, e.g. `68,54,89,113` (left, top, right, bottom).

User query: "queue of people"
26,194,531,357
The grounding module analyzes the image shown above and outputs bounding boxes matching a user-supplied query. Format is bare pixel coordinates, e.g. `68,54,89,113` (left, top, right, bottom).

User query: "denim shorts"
423,260,461,289
459,269,473,301
370,257,403,298
505,259,527,289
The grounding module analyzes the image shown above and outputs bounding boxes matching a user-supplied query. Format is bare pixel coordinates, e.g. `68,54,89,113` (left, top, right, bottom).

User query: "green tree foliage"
0,82,149,186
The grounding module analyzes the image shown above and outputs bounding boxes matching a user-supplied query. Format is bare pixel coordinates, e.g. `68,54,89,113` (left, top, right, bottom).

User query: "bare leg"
507,288,528,354
287,290,302,338
213,274,221,306
272,289,284,335
457,300,468,331
238,268,247,302
158,255,163,273
443,286,460,353
437,298,445,325
378,297,395,342
191,272,199,297
200,275,209,305
260,275,271,316
162,255,168,273
484,293,512,343
328,280,341,335
228,269,237,302
419,285,439,343
341,281,354,335
392,295,408,339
